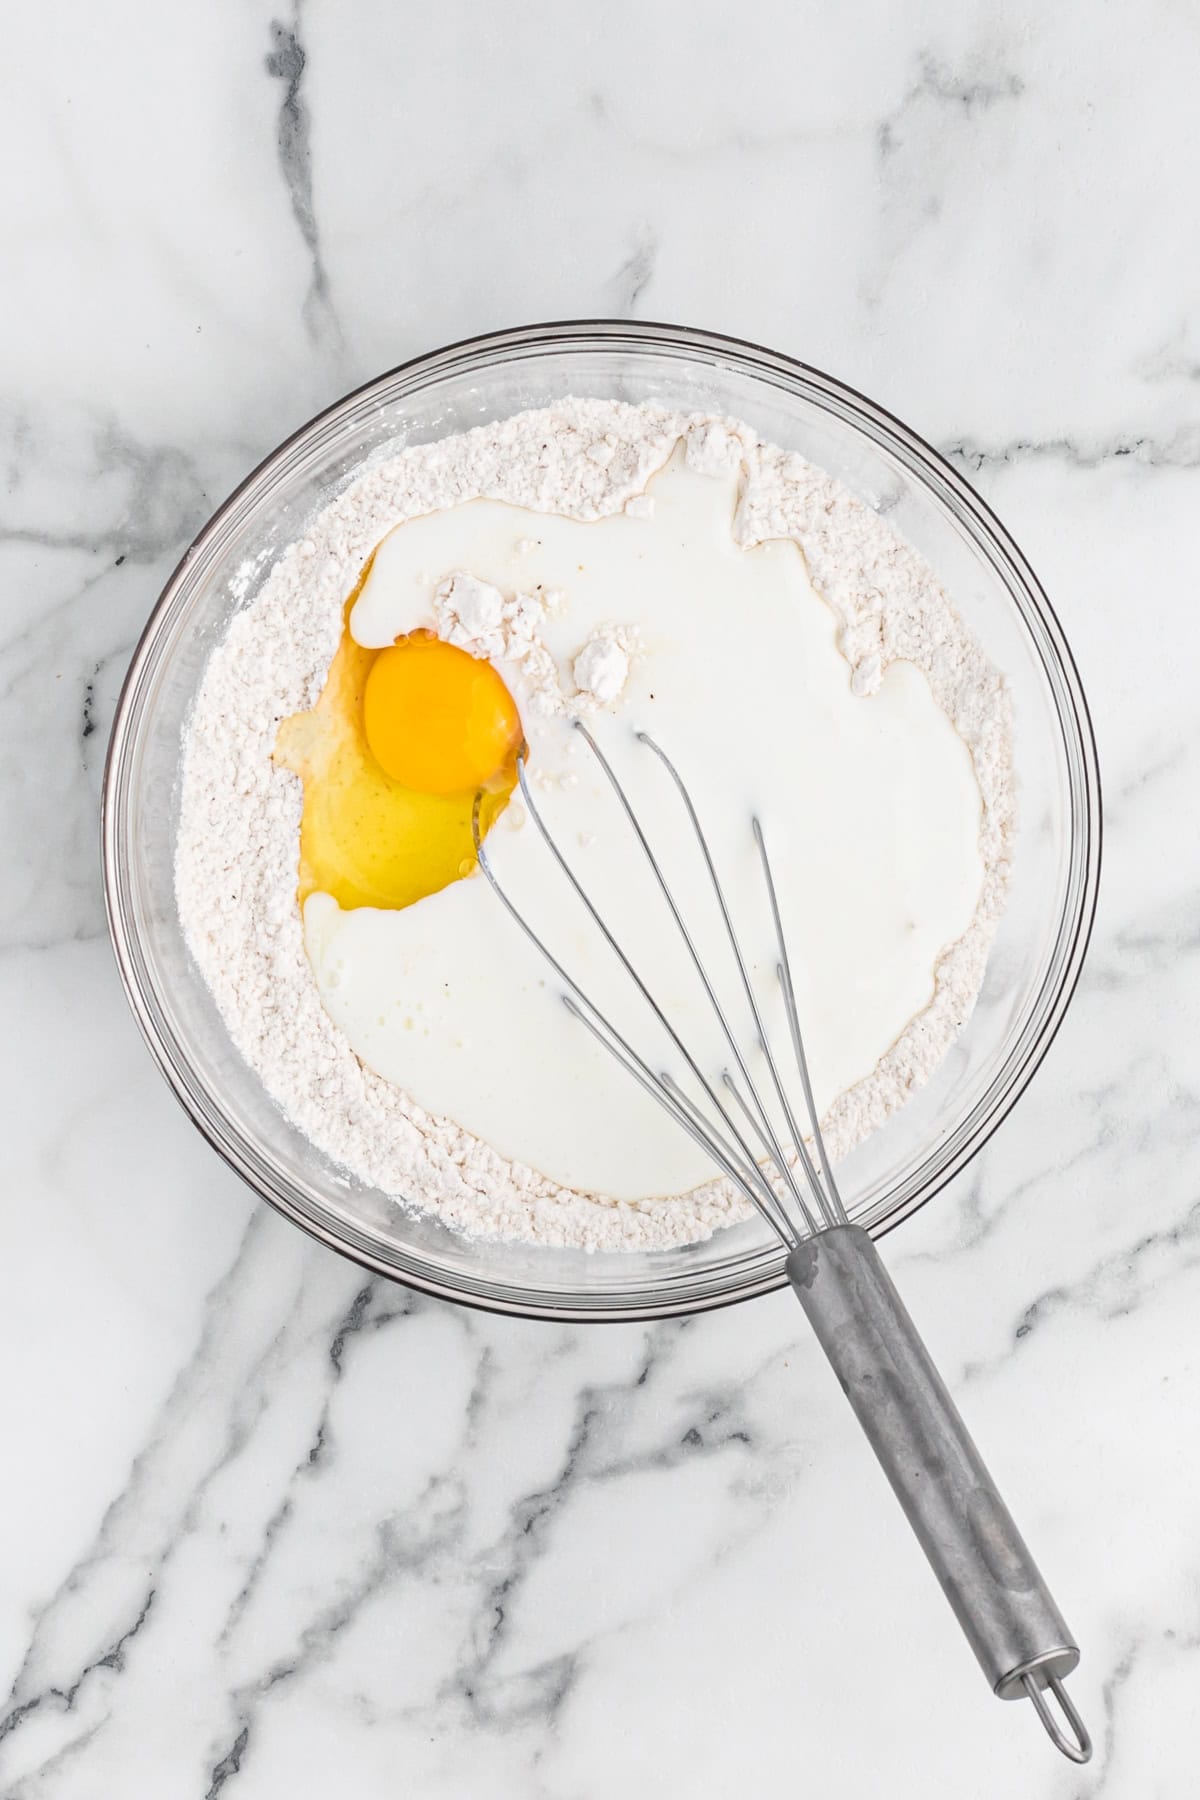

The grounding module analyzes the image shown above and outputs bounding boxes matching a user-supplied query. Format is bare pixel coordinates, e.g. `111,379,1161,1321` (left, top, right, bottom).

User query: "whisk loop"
472,720,1090,1765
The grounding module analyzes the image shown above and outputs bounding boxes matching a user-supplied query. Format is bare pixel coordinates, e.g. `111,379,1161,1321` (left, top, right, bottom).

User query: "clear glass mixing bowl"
102,322,1101,1320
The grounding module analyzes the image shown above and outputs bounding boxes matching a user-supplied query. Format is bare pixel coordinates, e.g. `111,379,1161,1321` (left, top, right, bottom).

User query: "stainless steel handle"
787,1224,1090,1764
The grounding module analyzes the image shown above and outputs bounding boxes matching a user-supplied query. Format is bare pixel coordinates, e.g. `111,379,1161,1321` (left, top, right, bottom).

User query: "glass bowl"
102,322,1101,1321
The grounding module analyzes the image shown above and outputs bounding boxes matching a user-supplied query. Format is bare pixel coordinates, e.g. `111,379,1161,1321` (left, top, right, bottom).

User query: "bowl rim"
102,317,1103,1322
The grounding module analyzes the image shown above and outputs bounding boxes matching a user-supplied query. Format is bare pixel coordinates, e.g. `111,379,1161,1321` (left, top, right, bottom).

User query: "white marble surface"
4,2,1199,1793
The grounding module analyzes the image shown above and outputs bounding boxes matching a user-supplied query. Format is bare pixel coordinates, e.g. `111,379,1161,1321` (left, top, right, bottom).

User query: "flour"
175,398,1013,1252
573,632,631,705
434,571,635,717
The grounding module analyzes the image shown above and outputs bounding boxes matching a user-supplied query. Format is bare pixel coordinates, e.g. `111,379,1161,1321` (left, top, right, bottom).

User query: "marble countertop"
5,3,1198,1794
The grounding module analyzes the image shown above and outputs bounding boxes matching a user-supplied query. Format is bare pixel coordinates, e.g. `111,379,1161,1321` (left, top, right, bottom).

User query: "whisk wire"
471,791,797,1242
510,760,794,1231
659,1071,799,1246
752,817,845,1220
633,730,836,1229
561,998,794,1237
719,1071,817,1239
576,724,822,1237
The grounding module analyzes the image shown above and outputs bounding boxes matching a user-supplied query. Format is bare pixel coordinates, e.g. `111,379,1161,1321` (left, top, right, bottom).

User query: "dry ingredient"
432,568,636,718
175,399,1013,1252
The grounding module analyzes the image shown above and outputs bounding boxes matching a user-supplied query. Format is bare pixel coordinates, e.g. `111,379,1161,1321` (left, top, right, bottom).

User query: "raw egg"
274,610,521,913
363,632,522,795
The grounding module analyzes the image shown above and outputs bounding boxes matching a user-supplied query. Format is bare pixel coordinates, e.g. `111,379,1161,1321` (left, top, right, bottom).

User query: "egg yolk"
274,599,522,914
363,633,522,796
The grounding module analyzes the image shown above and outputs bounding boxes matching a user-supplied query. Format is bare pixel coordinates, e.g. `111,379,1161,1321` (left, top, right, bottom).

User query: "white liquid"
305,457,983,1202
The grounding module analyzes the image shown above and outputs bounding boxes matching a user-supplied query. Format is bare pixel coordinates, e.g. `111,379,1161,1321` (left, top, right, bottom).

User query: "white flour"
175,400,1013,1251
432,569,636,717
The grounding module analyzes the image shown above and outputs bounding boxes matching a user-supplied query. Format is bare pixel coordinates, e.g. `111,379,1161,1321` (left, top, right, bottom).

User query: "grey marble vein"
265,8,342,354
0,1588,156,1751
877,49,1026,165
1015,1193,1200,1342
1,1221,300,1746
207,1475,468,1795
205,1723,250,1799
441,1315,803,1738
0,416,214,565
610,225,657,317
942,431,1200,472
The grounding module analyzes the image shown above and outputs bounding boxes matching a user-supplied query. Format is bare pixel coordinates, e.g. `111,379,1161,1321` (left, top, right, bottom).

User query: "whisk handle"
787,1225,1089,1762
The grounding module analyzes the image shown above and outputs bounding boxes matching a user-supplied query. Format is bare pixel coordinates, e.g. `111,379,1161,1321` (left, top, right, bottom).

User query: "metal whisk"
473,721,1091,1764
